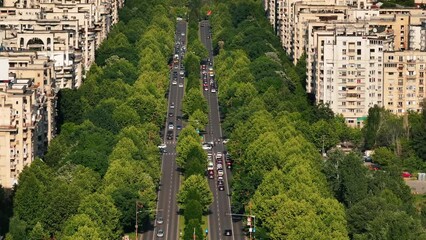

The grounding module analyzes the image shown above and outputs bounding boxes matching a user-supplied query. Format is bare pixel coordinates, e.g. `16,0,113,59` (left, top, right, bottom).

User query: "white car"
157,217,164,225
217,169,224,177
203,144,212,150
170,102,175,109
202,144,212,150
217,164,223,170
172,80,177,85
217,176,224,181
168,123,174,130
157,229,164,238
211,88,216,93
223,139,229,144
179,82,184,88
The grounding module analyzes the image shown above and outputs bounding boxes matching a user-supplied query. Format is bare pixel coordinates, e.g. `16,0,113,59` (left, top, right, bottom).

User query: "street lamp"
135,202,143,240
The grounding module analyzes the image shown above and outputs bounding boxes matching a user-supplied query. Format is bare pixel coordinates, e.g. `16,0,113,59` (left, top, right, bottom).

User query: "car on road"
204,86,209,91
176,125,182,130
202,143,212,150
157,229,164,238
218,184,224,191
217,176,224,181
211,88,216,93
179,82,184,88
172,80,177,85
156,216,163,225
170,102,175,109
223,139,229,144
208,169,214,179
224,229,232,236
217,169,224,177
168,112,174,117
168,122,174,130
166,130,173,140
207,161,214,170
217,163,223,170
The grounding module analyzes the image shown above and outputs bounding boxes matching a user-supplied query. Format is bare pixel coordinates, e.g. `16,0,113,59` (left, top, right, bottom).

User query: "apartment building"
267,0,375,63
0,0,123,188
383,50,426,114
265,0,426,126
0,58,50,187
309,23,394,126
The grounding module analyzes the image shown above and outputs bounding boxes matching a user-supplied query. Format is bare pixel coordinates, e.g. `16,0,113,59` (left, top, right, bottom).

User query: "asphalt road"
143,19,187,240
200,19,244,240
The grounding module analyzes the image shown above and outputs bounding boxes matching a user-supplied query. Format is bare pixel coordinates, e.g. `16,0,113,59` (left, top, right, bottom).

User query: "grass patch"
178,214,209,239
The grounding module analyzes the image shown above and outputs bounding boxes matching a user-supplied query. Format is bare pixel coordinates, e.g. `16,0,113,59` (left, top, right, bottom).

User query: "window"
342,49,346,54
388,56,394,60
357,49,362,55
370,49,375,53
357,41,361,46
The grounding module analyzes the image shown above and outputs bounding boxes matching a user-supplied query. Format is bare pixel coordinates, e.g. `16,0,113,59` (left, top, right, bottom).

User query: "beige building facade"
265,0,426,126
0,0,123,188
383,50,426,114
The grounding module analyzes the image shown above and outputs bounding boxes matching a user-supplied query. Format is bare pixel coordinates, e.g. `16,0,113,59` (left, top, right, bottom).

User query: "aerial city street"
1,0,426,239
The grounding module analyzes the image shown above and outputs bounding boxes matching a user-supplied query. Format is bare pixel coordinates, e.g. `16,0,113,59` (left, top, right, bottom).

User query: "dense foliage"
208,0,426,239
6,0,176,238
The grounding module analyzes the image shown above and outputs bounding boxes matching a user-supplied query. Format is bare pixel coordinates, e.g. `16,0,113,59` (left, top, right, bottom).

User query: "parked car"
402,172,412,178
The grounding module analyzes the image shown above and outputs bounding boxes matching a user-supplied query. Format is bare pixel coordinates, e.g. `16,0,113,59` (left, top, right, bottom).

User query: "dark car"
166,130,173,140
168,112,174,117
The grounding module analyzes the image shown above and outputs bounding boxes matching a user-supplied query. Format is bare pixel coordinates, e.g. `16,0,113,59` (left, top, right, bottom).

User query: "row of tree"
5,0,179,239
206,0,426,239
176,4,212,239
208,0,349,238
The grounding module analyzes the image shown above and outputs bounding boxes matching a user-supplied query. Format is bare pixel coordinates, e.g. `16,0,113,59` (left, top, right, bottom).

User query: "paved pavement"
142,19,187,240
200,19,244,240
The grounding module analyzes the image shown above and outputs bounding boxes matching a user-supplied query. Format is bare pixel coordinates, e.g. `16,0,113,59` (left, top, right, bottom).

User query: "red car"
402,172,412,178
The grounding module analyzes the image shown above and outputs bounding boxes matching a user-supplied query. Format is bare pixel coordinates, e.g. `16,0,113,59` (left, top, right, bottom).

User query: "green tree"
77,193,122,240
177,175,212,212
182,88,208,117
372,147,399,167
188,109,208,131
7,216,27,240
339,153,368,207
184,199,202,223
28,222,48,240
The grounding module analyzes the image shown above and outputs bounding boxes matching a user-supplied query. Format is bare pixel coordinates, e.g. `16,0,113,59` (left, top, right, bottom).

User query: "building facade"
264,0,426,126
0,0,123,188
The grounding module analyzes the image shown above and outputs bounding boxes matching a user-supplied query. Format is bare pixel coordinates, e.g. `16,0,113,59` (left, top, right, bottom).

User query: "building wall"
383,51,426,115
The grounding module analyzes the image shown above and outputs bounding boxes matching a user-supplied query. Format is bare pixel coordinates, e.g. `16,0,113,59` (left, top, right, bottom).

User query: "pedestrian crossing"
163,152,177,156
